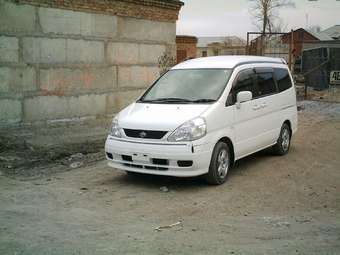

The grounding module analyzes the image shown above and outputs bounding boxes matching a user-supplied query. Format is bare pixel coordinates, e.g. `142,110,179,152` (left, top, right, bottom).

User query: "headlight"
168,117,207,142
110,118,122,138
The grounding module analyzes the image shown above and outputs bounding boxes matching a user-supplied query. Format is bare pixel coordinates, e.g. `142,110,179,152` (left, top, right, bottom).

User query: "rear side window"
275,68,292,92
256,72,277,96
231,69,258,103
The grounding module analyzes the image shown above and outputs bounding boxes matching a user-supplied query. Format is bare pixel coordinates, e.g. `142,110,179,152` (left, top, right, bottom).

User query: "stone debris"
70,161,83,169
295,217,312,224
263,217,291,228
159,186,169,192
0,155,21,162
155,221,182,232
69,153,84,160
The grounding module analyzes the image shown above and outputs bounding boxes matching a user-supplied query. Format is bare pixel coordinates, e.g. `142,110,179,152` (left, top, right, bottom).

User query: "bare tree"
158,51,176,76
249,0,295,34
307,25,322,33
271,18,288,33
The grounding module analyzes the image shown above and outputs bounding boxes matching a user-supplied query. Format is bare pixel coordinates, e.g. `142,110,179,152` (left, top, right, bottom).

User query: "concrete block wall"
0,0,183,125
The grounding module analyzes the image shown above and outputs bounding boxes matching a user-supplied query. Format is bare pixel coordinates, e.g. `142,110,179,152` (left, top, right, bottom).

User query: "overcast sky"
176,0,340,39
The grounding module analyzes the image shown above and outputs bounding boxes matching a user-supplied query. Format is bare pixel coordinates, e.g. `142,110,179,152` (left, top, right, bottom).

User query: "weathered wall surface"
0,0,182,125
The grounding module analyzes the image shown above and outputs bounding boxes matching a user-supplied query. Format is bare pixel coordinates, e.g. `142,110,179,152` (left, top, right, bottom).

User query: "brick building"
197,36,246,57
0,0,183,125
281,28,319,59
248,28,320,60
176,35,198,63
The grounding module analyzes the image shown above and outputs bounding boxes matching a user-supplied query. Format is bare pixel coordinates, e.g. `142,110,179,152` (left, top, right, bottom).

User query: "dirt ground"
0,101,339,255
296,84,340,103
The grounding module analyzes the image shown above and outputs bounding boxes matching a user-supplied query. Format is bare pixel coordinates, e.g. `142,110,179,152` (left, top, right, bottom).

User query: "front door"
231,69,263,158
231,68,279,159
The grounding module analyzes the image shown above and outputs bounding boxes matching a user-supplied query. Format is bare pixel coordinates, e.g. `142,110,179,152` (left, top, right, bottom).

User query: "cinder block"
23,37,66,63
66,39,104,63
105,93,116,114
23,94,106,121
92,14,117,37
75,94,107,117
139,44,166,64
0,67,36,92
0,99,22,123
39,7,84,35
118,66,159,88
107,42,139,64
106,89,144,113
118,17,175,43
40,67,116,94
38,7,117,37
0,36,19,62
0,0,35,33
0,68,9,93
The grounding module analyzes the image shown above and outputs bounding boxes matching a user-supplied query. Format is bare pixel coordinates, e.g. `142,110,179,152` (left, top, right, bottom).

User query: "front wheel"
272,123,291,155
205,141,231,185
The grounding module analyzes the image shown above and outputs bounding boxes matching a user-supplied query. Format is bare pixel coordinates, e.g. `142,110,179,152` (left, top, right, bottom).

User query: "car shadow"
104,147,280,190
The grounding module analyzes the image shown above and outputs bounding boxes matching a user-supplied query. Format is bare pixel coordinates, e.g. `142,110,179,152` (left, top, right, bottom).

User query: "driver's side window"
228,69,258,105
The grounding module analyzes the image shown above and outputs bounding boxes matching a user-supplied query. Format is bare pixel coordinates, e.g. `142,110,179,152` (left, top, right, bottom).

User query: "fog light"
177,160,193,167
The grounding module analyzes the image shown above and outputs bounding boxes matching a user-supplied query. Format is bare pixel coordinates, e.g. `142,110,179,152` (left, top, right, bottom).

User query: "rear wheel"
272,123,291,155
205,141,231,185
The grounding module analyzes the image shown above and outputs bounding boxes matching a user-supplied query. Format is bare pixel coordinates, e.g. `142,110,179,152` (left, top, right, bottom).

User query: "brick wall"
176,36,197,63
0,0,183,125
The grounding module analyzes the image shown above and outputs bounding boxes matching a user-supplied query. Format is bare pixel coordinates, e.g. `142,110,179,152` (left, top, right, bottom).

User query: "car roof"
172,56,286,70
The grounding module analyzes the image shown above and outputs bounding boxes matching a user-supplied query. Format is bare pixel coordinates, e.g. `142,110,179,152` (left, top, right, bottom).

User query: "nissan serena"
105,56,298,184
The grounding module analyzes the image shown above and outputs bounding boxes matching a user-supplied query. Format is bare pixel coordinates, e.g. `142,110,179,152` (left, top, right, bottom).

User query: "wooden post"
246,32,249,55
288,29,294,72
260,34,264,56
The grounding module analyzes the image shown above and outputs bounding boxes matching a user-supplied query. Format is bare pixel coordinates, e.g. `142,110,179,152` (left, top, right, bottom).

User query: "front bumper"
104,136,212,177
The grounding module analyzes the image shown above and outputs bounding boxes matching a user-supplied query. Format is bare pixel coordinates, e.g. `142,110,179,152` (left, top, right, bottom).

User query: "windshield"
139,69,232,103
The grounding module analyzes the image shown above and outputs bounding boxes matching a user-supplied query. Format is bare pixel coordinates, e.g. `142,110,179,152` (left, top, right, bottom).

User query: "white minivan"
105,56,297,184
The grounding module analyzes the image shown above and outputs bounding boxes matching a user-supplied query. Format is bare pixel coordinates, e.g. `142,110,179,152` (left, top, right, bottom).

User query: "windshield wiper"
141,97,193,103
191,99,216,103
140,98,216,104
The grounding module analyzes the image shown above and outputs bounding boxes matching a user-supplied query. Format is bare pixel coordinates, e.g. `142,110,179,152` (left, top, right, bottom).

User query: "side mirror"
236,91,252,109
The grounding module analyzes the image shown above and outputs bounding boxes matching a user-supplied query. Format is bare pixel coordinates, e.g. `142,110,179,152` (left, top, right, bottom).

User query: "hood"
118,103,211,131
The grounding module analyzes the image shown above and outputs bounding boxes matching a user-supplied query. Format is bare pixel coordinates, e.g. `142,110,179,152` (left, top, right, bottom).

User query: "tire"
272,123,291,156
205,141,231,185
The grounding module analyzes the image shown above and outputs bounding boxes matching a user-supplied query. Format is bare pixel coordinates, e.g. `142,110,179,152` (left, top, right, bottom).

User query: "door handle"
261,102,267,108
252,105,261,110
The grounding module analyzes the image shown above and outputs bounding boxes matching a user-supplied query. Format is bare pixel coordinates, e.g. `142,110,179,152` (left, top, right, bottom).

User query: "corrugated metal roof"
308,31,334,41
322,25,340,39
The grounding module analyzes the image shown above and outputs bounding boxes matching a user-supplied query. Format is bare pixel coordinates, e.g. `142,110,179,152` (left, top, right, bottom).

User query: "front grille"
152,158,169,166
122,155,132,162
123,129,167,139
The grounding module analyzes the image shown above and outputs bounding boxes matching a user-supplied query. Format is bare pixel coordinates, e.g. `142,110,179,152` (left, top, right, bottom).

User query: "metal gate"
302,47,340,101
246,32,293,70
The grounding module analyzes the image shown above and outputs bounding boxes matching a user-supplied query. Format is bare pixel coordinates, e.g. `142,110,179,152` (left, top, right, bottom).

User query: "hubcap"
281,128,290,151
217,149,229,178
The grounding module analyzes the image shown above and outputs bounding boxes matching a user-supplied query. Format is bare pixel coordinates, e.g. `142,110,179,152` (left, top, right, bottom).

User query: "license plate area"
132,153,150,163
